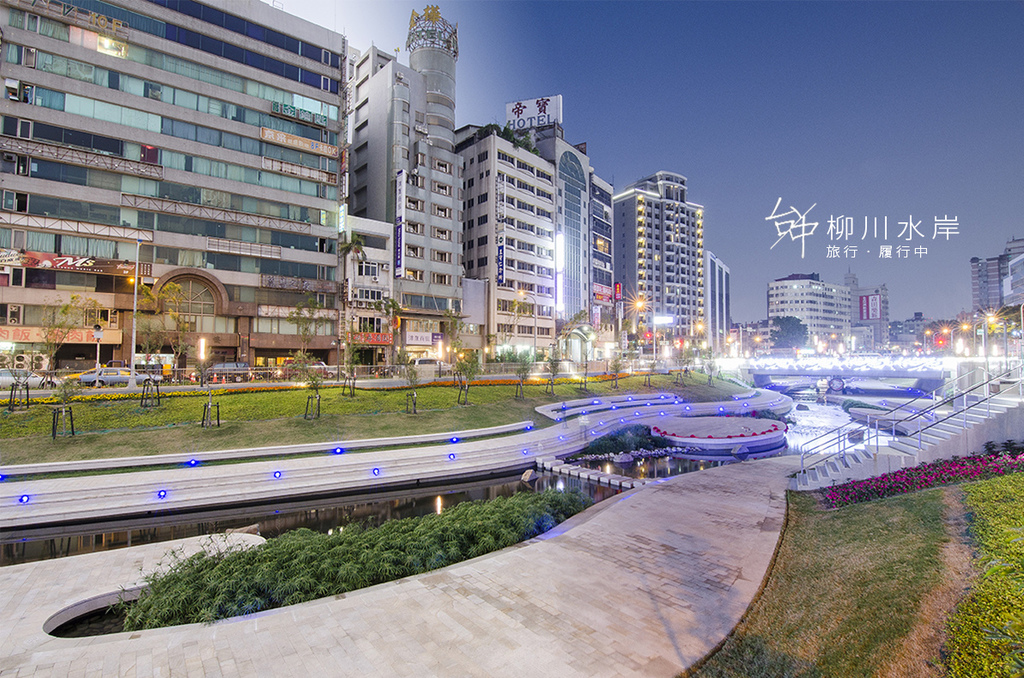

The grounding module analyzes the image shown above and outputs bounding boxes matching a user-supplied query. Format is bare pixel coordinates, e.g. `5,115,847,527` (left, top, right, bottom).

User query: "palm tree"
337,233,365,336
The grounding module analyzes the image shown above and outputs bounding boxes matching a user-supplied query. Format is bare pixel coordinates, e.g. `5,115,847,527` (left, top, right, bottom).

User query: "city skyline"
289,0,1023,324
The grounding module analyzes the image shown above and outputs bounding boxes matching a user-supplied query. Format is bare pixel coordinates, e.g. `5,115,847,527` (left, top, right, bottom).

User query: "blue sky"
288,0,1024,322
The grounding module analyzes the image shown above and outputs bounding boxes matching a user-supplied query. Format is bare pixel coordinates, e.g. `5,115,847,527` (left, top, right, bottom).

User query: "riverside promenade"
1,390,800,677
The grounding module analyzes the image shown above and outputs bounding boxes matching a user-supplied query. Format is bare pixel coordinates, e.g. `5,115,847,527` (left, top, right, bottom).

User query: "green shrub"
578,424,673,457
120,489,591,630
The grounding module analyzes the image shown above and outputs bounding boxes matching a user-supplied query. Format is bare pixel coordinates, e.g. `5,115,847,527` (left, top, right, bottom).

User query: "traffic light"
644,331,653,341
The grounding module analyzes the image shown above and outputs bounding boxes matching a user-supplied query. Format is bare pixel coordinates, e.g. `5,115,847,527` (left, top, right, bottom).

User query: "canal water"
1,472,619,568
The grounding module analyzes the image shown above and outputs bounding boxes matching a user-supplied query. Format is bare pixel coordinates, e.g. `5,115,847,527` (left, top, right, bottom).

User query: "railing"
797,366,1021,473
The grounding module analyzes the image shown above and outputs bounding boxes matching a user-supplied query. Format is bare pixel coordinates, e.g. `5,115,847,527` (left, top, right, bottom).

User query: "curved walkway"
0,391,792,532
0,453,801,677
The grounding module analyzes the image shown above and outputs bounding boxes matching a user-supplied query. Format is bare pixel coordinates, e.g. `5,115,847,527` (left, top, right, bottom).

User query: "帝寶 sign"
505,95,563,130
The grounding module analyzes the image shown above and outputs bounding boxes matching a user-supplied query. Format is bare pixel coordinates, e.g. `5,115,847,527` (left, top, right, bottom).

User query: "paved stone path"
0,454,800,677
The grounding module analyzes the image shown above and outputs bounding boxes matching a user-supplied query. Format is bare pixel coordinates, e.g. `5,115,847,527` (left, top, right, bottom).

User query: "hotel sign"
495,233,505,284
270,101,328,128
0,248,150,277
260,128,338,157
394,170,405,278
505,95,563,130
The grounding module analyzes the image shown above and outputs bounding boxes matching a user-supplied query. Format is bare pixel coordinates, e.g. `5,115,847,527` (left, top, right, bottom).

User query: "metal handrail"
797,367,983,466
798,366,1018,472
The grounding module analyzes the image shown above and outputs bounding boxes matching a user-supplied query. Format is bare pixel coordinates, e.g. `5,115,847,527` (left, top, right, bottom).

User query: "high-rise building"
844,271,889,350
767,273,851,349
0,0,346,371
612,171,705,344
454,124,557,357
348,8,463,360
705,250,730,355
970,237,1024,312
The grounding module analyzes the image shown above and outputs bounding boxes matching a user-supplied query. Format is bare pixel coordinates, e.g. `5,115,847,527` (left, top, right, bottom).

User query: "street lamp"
92,324,103,388
129,238,141,387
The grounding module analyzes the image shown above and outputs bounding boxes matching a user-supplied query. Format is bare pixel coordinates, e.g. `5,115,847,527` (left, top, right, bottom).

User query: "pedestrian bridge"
741,356,952,392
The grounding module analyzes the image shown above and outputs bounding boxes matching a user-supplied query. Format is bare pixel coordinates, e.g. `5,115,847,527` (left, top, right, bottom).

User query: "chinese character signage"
270,101,329,128
495,233,505,284
859,294,881,321
505,95,563,130
0,326,122,344
346,332,393,346
593,283,613,303
260,127,338,157
395,170,405,278
614,282,622,301
0,248,150,277
767,197,961,261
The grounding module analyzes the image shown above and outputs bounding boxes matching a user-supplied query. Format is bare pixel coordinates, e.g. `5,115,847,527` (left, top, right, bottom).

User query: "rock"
796,403,810,411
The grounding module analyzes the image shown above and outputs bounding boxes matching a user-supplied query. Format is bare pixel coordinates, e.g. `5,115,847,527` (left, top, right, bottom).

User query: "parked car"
0,368,58,389
204,362,253,382
78,367,162,387
278,360,332,379
413,358,448,368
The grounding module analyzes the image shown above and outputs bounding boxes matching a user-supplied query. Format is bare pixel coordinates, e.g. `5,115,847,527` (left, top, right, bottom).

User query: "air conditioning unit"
3,154,16,162
381,262,389,271
371,276,379,284
7,304,22,324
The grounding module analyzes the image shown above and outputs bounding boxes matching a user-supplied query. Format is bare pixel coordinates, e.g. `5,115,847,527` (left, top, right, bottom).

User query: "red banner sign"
0,248,150,277
347,332,393,346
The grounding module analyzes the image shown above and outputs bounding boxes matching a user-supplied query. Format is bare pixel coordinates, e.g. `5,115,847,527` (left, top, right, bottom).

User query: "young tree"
37,295,99,378
455,352,481,404
512,349,534,399
372,297,404,367
158,282,191,381
608,354,624,389
287,294,327,355
545,344,561,395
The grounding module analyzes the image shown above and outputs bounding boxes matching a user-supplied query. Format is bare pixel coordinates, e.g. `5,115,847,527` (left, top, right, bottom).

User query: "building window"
432,181,452,196
406,221,424,235
432,205,451,219
431,272,451,285
405,268,424,282
432,158,451,174
406,244,424,258
407,197,423,212
433,227,452,241
477,192,489,203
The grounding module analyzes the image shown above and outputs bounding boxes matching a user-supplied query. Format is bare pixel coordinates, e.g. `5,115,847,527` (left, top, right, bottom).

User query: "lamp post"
634,298,646,359
332,339,341,382
129,238,141,387
92,324,103,387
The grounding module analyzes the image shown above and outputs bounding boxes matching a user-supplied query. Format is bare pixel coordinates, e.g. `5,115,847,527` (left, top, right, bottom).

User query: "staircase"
790,366,1024,491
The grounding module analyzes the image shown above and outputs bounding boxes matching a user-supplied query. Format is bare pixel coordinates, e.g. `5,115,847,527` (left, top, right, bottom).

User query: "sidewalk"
0,454,801,677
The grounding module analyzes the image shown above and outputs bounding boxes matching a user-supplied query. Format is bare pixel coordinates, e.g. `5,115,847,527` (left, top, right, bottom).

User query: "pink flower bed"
822,453,1024,509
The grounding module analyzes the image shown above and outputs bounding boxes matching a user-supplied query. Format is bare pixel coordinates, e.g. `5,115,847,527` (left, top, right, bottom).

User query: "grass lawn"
689,489,951,678
0,373,749,465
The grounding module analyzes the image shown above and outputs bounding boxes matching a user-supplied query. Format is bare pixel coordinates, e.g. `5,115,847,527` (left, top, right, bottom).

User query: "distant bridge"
741,356,951,393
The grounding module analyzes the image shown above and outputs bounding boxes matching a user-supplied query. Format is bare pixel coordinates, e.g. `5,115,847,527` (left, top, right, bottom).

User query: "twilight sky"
283,0,1023,324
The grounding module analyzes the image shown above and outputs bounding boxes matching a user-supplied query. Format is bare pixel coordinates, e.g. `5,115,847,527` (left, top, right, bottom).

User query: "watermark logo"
768,198,960,260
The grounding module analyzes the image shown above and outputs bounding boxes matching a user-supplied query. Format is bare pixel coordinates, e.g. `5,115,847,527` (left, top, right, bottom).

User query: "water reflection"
1,472,619,568
574,455,728,479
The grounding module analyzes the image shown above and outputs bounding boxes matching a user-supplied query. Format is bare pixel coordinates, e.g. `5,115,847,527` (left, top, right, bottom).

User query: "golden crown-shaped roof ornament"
407,5,458,59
